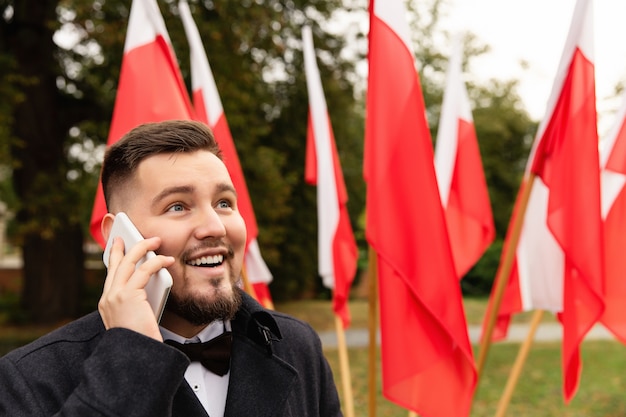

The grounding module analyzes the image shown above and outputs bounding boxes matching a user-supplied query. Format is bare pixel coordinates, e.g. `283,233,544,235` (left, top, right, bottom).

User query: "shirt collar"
160,320,231,344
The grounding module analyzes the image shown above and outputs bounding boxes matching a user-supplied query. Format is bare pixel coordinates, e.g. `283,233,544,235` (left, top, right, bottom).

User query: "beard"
164,258,243,326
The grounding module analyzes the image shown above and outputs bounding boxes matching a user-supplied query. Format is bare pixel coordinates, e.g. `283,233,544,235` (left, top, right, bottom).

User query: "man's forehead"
112,151,231,207
136,152,234,190
137,151,228,176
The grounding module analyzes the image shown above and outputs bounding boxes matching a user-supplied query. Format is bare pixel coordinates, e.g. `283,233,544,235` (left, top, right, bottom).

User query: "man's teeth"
188,254,224,267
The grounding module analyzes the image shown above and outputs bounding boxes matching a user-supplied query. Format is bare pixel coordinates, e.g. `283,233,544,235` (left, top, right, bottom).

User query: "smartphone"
102,212,173,323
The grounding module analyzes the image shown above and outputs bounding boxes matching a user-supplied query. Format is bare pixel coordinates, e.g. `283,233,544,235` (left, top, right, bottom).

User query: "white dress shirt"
161,321,231,417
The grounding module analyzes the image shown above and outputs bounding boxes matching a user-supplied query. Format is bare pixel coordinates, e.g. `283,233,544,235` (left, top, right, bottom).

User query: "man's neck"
159,311,210,339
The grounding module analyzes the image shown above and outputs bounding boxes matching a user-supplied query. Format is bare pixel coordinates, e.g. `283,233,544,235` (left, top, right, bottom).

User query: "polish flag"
178,0,273,307
434,35,495,279
364,1,476,415
487,0,603,401
90,0,195,246
302,25,358,329
599,92,626,344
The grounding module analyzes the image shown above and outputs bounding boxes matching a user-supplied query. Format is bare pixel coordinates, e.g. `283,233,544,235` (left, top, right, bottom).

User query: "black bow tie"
165,332,233,376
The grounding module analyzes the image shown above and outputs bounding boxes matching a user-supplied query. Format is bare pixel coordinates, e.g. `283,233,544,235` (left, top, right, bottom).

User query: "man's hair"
101,120,222,209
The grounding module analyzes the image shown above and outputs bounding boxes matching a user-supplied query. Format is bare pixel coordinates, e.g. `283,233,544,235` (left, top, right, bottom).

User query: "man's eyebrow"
151,183,238,206
216,182,238,197
151,185,194,206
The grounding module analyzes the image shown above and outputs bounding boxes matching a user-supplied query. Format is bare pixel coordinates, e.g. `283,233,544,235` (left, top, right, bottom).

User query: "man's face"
121,150,247,324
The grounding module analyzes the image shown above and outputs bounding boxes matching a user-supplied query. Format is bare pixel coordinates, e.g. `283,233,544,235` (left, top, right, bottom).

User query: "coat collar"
231,290,282,353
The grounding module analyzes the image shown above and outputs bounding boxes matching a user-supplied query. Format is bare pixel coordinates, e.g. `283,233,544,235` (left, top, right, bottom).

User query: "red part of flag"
89,0,194,247
364,2,476,415
600,92,626,344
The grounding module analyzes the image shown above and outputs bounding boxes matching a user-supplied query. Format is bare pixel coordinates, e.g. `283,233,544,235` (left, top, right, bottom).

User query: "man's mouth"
186,254,224,267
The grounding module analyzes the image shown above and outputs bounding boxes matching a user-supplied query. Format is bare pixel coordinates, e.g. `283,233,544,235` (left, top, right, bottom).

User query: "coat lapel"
224,335,298,416
224,292,298,416
172,381,209,417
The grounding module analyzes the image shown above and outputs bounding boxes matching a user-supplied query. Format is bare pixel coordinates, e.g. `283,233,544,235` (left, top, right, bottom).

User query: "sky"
442,0,626,136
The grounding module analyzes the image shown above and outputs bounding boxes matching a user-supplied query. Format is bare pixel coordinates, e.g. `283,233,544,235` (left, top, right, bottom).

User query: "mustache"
181,239,235,263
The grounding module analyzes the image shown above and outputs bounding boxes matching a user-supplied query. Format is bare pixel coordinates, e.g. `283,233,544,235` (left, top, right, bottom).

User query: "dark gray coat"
0,292,342,417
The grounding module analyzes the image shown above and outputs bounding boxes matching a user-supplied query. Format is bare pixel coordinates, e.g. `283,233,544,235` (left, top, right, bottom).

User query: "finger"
106,237,174,294
127,254,175,290
106,237,161,289
122,236,163,268
102,236,125,294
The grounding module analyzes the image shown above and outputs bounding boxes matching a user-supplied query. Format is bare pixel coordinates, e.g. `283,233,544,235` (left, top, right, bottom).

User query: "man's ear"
101,213,116,243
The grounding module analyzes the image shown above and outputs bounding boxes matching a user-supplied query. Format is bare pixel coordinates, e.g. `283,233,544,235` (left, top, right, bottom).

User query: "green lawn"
276,299,626,417
321,340,626,417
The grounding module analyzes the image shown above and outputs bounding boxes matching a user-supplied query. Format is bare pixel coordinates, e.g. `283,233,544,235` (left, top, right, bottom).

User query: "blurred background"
4,0,617,325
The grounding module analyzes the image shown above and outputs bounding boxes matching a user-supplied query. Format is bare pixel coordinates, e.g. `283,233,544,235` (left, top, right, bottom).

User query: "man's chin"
164,287,242,326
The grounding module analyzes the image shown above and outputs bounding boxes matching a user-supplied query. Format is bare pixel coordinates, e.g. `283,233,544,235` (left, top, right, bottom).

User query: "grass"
2,297,625,416
276,298,626,417
319,341,626,417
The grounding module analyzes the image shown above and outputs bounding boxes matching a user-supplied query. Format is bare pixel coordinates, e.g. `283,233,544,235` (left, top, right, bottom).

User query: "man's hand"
99,236,175,341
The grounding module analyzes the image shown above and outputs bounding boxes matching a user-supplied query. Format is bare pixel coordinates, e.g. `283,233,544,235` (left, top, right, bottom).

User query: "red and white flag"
302,25,358,329
90,0,195,246
599,91,626,344
486,0,603,401
364,1,476,415
178,0,273,308
434,35,495,279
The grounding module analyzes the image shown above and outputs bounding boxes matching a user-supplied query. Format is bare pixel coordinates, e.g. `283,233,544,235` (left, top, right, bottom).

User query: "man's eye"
217,200,232,209
167,203,185,212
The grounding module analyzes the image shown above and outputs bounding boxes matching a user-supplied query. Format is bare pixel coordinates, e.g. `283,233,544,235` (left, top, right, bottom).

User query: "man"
0,120,342,416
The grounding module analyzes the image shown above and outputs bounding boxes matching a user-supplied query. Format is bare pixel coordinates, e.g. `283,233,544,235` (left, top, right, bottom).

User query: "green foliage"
471,80,537,237
463,239,503,296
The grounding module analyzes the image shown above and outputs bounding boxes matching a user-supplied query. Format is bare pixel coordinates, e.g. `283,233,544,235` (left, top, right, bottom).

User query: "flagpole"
494,309,544,417
368,246,378,417
240,265,259,303
476,173,536,379
263,295,275,310
334,314,355,417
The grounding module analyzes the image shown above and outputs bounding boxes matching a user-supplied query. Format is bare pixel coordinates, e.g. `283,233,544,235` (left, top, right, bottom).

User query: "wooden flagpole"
494,309,544,417
240,265,259,302
240,264,274,310
368,247,419,417
476,173,536,379
335,314,355,417
368,246,378,417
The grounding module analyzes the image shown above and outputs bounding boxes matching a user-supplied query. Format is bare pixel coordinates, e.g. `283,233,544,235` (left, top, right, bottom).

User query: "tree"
0,0,99,322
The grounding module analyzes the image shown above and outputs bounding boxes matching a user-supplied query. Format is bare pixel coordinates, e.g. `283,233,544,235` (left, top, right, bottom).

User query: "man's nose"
194,206,227,239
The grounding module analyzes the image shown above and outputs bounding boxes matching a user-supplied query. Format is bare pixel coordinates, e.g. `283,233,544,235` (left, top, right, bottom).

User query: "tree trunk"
8,0,85,322
21,225,85,322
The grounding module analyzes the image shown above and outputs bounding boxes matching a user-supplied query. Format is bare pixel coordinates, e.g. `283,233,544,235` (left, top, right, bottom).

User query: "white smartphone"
102,212,173,323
